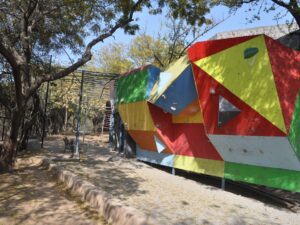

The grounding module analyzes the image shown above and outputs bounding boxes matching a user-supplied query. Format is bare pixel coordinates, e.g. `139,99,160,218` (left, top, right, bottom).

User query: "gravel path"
41,135,300,224
0,155,107,225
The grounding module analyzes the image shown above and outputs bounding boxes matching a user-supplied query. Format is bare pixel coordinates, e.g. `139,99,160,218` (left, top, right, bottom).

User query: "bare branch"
240,0,260,4
153,53,165,68
180,15,230,55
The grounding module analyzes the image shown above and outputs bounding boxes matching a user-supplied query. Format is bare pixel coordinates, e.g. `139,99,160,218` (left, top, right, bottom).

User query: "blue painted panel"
146,66,160,99
154,66,198,115
136,147,174,167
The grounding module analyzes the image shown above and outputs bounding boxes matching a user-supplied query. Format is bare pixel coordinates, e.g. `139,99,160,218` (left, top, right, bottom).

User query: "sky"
54,3,295,66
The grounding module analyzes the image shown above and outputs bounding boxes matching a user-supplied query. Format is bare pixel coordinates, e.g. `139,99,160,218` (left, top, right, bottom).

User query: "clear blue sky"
101,4,294,43
55,4,295,66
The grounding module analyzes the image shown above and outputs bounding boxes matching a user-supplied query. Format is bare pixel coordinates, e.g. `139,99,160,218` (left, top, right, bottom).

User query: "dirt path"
0,155,107,225
40,135,300,225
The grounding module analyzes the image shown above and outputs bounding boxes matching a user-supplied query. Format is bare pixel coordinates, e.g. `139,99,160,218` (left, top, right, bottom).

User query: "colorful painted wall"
115,34,300,192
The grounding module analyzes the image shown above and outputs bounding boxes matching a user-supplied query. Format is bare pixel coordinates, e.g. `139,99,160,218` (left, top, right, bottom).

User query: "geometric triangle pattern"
194,36,287,134
153,65,198,115
265,36,300,132
288,91,300,161
116,34,300,193
190,64,286,136
154,135,166,153
218,96,241,127
149,55,190,103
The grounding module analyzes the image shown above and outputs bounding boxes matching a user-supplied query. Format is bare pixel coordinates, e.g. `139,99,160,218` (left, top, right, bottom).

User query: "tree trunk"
64,105,68,131
0,108,23,172
291,10,300,28
18,125,29,152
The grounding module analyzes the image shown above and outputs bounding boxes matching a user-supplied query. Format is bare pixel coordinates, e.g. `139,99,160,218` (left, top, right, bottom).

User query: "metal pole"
221,178,226,190
172,167,176,175
82,107,87,145
41,56,52,148
74,70,84,159
41,81,50,148
100,110,106,137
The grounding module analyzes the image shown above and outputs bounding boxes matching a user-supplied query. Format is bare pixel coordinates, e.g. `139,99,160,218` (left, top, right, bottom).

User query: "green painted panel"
225,162,300,192
289,92,300,160
116,70,148,104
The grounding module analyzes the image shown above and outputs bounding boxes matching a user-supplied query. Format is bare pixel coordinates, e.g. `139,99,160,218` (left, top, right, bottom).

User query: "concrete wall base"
40,158,156,225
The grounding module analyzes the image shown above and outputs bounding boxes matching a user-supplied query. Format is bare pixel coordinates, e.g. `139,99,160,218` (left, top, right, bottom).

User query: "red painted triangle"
265,36,300,132
192,64,286,136
148,103,223,160
188,35,257,62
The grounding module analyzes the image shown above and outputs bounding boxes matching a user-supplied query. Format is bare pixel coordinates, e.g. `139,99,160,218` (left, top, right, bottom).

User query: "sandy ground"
0,154,107,225
39,135,300,225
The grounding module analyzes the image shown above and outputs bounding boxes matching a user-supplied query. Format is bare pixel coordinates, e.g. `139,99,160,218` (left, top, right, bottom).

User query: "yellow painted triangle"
194,35,286,133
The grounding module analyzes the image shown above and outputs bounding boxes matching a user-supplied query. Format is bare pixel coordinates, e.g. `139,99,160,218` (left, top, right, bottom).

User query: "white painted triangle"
219,96,240,112
157,72,173,95
154,135,166,153
218,96,241,127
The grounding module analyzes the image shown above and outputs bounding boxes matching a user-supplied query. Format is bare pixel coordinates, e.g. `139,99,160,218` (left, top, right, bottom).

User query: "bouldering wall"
115,34,300,192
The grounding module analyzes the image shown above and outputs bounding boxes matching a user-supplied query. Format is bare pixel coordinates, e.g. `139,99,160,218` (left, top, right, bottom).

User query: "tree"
0,0,216,171
218,0,300,27
95,35,169,72
149,15,227,68
129,34,170,68
95,14,227,72
97,43,134,74
0,0,147,171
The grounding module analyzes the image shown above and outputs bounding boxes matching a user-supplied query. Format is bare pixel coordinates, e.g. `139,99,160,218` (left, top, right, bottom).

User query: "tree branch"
0,89,12,112
0,44,23,105
0,42,19,70
271,0,289,8
240,0,260,4
180,15,230,56
27,0,145,98
153,53,165,68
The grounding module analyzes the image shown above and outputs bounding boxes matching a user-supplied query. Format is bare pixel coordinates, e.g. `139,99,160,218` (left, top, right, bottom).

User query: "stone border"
40,158,156,225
